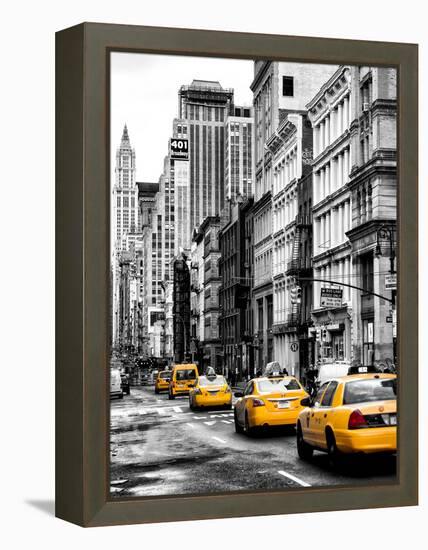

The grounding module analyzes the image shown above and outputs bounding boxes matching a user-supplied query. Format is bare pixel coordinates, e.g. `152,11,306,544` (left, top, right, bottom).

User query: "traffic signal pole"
296,277,394,304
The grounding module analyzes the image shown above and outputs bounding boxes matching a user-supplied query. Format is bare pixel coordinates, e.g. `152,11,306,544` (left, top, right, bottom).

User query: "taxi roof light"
348,409,368,429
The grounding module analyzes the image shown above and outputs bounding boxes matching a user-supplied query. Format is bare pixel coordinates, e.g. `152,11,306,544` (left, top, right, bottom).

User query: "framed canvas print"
56,23,418,527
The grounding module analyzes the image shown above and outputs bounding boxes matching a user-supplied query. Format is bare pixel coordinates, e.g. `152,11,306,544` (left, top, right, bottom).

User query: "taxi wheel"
234,410,243,434
296,423,313,461
244,412,255,437
168,391,175,400
155,388,159,394
326,430,342,469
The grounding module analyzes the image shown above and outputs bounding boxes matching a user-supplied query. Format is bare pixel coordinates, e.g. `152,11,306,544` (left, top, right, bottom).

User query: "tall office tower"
112,124,140,249
112,125,140,347
171,119,191,255
178,80,234,233
224,106,254,200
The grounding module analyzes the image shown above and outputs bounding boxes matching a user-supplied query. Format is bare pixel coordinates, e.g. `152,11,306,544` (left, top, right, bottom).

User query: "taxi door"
313,381,339,450
304,382,330,446
236,381,254,425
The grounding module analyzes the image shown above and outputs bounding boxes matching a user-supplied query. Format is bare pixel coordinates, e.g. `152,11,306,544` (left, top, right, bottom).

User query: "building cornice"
313,241,351,264
347,153,397,190
250,61,272,92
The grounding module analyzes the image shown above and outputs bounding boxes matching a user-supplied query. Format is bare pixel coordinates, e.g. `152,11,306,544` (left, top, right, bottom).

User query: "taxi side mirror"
300,397,311,407
234,391,244,398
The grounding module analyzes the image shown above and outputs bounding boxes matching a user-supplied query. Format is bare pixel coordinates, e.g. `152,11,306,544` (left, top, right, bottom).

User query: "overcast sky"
111,52,254,184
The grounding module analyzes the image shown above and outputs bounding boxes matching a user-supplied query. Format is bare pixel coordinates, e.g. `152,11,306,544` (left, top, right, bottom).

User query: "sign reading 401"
170,138,189,160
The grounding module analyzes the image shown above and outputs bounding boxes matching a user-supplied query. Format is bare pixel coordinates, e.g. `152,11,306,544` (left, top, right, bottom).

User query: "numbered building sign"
170,138,189,160
320,287,343,308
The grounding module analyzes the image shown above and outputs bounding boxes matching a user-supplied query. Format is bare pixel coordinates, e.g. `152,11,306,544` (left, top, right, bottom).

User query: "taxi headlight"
224,387,231,394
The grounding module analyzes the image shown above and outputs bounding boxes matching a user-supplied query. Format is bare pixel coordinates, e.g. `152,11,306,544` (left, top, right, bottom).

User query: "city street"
110,386,397,497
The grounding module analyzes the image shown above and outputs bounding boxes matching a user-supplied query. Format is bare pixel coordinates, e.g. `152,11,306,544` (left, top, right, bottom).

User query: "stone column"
320,215,325,250
325,163,330,197
338,153,343,188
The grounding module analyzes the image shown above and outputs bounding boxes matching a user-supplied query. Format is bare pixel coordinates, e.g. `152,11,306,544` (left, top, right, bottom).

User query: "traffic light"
290,285,302,304
322,328,327,340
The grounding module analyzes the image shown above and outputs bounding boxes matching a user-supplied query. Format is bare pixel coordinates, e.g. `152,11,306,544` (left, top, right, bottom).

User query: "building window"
282,76,294,97
361,252,374,294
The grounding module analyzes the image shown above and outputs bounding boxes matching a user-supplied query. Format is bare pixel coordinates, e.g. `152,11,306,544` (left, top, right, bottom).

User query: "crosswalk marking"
113,406,235,420
204,421,217,426
221,420,233,424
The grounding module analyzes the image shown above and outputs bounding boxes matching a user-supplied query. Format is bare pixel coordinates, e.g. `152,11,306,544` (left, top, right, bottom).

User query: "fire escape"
285,213,313,331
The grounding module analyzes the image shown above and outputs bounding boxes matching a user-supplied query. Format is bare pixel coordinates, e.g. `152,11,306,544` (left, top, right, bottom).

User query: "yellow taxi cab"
168,363,199,399
154,369,172,394
296,370,397,466
189,372,232,410
234,368,309,436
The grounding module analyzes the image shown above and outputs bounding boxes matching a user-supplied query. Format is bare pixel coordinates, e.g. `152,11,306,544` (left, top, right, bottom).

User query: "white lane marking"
204,421,217,426
277,470,311,487
221,420,233,424
186,423,195,428
212,436,226,444
173,406,183,413
209,413,234,418
193,416,208,420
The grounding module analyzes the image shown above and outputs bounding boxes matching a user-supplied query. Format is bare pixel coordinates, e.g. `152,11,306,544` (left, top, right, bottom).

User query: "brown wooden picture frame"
55,22,418,527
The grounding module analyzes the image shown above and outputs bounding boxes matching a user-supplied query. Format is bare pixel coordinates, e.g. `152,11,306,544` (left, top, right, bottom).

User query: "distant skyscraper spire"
121,123,130,147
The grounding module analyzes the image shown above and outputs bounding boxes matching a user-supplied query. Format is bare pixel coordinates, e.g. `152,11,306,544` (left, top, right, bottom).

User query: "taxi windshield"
257,378,301,392
175,369,197,381
343,378,397,404
198,375,227,387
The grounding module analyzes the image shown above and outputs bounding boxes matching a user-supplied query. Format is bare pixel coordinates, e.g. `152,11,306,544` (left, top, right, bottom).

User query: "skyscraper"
224,106,253,201
112,125,140,347
178,80,234,233
112,124,140,249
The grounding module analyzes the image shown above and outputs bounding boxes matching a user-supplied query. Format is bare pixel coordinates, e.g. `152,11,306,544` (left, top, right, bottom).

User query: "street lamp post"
375,224,396,365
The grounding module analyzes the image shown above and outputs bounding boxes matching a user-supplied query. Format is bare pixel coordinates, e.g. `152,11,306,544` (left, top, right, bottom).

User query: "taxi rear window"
343,378,397,404
175,369,197,380
257,378,301,392
159,371,170,378
198,375,227,386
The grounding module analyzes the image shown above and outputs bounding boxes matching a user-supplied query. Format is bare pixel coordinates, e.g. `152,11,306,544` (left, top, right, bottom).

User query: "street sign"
290,342,299,352
386,316,393,323
385,274,397,290
170,138,189,160
320,287,343,308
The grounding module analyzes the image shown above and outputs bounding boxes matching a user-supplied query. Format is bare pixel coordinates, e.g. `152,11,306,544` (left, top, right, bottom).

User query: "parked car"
110,369,123,399
140,372,149,386
120,372,130,395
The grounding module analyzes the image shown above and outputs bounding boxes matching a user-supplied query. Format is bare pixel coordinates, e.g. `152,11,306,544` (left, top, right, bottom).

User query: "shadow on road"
307,453,397,478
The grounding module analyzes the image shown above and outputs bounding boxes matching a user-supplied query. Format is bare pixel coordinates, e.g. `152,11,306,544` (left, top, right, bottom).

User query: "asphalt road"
110,386,397,497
